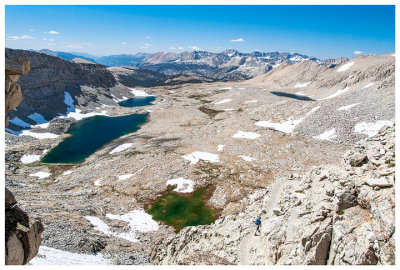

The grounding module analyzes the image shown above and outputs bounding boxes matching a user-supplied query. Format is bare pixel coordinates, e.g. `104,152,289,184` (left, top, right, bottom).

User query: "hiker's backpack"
255,219,261,226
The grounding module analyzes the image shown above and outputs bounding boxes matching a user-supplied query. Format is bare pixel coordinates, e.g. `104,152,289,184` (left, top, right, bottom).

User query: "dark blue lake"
118,96,156,107
41,113,148,164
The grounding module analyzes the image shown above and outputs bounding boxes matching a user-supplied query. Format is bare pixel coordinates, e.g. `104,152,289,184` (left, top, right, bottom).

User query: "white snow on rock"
166,177,194,193
94,180,102,186
109,143,133,154
321,87,350,100
256,106,320,134
217,145,225,151
118,174,134,181
29,172,51,179
60,108,108,121
64,92,75,113
354,120,394,137
245,100,258,104
224,108,235,111
19,130,59,139
294,81,310,88
337,103,360,111
28,112,47,124
214,99,232,105
232,130,261,139
20,154,41,164
337,61,354,72
313,128,337,141
9,117,31,128
239,155,257,162
29,246,111,265
182,151,220,164
130,88,150,96
219,87,233,90
63,170,73,176
295,91,306,96
362,82,375,89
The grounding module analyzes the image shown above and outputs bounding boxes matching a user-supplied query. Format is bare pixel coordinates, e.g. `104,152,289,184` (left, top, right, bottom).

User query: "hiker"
254,216,261,236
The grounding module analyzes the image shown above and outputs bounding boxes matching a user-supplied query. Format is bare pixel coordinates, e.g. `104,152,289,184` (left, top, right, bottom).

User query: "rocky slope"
150,124,395,265
5,49,44,265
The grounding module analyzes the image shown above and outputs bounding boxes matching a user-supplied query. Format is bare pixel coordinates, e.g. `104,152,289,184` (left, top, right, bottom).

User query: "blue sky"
5,5,395,59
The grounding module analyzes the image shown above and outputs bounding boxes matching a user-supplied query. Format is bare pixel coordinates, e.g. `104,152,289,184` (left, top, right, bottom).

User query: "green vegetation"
148,186,216,232
338,210,344,215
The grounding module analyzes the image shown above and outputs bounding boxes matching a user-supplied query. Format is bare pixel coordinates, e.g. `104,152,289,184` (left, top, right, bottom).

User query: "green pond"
41,113,148,164
118,96,156,107
148,187,216,232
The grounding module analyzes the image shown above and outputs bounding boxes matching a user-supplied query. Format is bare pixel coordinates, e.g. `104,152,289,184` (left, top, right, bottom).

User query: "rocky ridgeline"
5,52,44,265
6,49,131,129
150,124,395,265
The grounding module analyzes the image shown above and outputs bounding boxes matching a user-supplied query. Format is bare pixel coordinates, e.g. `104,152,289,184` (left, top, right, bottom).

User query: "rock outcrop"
5,54,30,127
5,52,44,265
150,124,395,265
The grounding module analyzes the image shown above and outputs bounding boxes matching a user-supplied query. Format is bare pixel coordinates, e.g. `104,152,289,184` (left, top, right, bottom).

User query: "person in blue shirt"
254,216,261,236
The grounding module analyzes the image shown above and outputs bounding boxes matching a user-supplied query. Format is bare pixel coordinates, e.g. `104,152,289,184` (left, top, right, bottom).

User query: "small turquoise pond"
118,96,156,107
41,113,148,164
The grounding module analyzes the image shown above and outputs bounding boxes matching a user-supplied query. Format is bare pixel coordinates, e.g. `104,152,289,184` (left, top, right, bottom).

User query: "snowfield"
337,103,360,111
232,131,261,139
28,112,47,125
337,62,354,72
130,88,151,96
362,82,375,89
256,106,320,134
19,130,59,139
321,87,350,100
214,99,232,105
239,155,257,162
118,174,134,181
244,100,258,104
29,172,51,179
313,128,337,141
64,92,75,113
9,117,31,128
182,151,220,164
109,143,133,154
60,108,108,121
217,145,225,151
354,120,394,137
63,170,73,175
29,246,111,265
166,177,194,193
294,82,310,88
20,154,41,164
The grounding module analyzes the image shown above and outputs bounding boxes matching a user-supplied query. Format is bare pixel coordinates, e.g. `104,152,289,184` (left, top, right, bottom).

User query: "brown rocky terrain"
4,51,395,265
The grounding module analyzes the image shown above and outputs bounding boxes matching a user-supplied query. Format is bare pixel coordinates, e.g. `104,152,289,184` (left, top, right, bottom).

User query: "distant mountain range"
33,48,347,81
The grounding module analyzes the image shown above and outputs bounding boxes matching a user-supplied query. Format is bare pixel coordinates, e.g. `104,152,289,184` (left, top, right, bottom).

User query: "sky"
5,5,395,59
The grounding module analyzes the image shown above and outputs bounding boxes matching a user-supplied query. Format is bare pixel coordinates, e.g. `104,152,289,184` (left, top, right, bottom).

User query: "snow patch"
337,103,360,111
63,170,73,175
106,210,159,233
232,130,261,139
28,112,47,124
182,151,220,164
118,174,134,181
354,120,394,137
9,117,31,128
217,145,225,151
245,100,258,104
219,87,233,90
256,106,320,134
295,92,306,96
64,92,75,113
60,108,108,121
321,87,350,100
29,171,51,179
130,88,150,96
362,82,375,89
239,155,257,162
109,143,133,154
94,180,102,186
337,62,354,72
313,128,337,141
29,246,111,265
294,82,310,88
214,99,232,105
20,154,41,164
20,130,59,139
166,177,194,193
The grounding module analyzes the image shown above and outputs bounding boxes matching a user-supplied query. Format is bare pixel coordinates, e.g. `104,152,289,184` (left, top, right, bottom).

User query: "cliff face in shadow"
5,52,44,265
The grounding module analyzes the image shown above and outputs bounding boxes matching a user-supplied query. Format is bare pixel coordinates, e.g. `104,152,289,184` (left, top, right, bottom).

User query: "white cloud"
43,38,55,41
65,44,83,49
29,29,35,32
48,43,56,46
7,35,35,40
170,46,176,50
83,42,92,46
140,43,151,49
121,42,127,45
45,30,59,35
354,50,363,55
230,38,244,42
188,46,200,50
178,46,184,50
145,35,150,39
